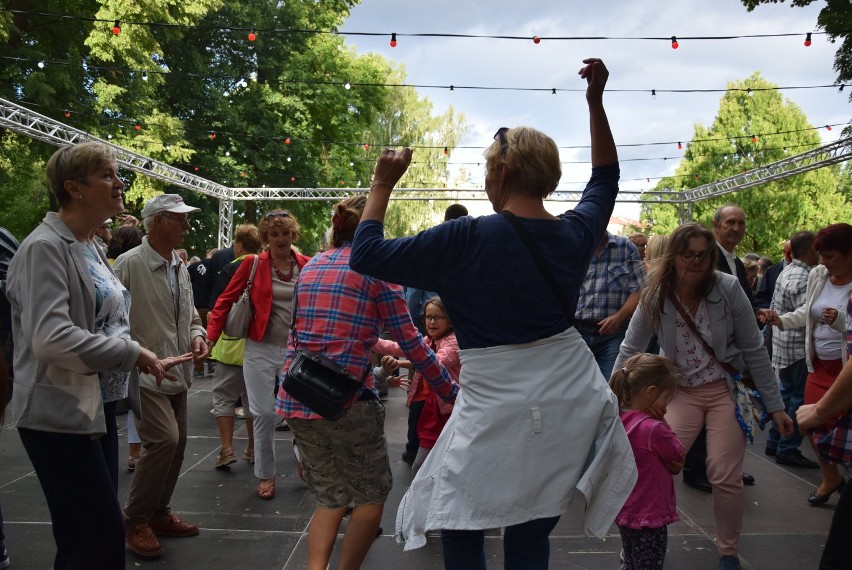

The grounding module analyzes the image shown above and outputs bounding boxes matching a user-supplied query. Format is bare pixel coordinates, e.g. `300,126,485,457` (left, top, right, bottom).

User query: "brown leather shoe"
148,513,199,537
126,523,164,558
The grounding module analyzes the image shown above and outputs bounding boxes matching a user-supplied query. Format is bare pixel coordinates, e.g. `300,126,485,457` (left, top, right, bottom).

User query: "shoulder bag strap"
500,210,574,319
668,294,739,376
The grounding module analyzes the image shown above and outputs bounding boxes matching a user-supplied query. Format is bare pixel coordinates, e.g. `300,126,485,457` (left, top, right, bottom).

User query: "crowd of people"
0,56,849,570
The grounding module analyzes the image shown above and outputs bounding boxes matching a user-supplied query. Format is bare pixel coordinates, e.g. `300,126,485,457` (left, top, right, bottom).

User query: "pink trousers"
666,380,746,555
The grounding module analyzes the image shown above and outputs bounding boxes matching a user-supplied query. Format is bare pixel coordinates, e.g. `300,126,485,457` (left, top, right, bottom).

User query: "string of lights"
9,99,843,156
2,8,841,49
3,54,846,98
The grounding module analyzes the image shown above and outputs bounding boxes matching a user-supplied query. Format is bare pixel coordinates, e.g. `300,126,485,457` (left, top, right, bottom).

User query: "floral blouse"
83,244,132,403
673,298,728,387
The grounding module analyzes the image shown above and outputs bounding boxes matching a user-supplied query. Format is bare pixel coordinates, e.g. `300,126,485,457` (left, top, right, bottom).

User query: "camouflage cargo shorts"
287,400,392,508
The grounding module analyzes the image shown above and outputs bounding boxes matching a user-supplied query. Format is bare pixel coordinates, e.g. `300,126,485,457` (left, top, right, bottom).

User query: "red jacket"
207,249,311,344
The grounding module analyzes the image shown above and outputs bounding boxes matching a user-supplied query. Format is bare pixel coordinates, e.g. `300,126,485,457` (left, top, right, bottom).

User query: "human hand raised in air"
371,147,413,191
578,58,609,103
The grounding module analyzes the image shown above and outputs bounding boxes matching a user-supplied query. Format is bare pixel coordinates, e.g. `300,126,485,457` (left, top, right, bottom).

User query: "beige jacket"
113,237,205,394
7,213,141,435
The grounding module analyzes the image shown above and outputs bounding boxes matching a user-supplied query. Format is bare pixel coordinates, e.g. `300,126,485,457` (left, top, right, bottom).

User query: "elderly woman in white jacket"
6,142,186,570
614,222,792,570
759,223,852,506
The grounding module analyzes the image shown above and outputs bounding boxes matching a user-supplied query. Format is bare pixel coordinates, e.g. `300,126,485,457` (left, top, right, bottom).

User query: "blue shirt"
574,232,646,322
351,163,620,349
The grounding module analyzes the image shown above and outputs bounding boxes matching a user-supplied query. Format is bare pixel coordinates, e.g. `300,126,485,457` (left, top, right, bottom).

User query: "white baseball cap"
141,194,201,218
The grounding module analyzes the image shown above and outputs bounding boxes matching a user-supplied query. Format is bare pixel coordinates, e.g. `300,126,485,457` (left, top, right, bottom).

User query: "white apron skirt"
395,327,637,550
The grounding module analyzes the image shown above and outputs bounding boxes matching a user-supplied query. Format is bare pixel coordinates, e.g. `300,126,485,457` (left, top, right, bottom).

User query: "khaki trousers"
124,388,188,524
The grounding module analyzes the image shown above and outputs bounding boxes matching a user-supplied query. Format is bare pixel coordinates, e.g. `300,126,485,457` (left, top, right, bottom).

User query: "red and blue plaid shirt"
275,245,457,420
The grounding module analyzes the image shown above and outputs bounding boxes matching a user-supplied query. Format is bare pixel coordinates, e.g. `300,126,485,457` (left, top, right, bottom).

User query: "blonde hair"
645,234,668,262
609,353,678,408
46,142,116,206
329,195,367,249
483,127,561,199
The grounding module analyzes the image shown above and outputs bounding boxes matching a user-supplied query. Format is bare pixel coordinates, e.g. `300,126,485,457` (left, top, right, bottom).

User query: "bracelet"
370,179,394,190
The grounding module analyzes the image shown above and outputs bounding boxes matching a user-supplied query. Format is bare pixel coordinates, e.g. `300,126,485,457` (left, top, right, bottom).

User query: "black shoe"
808,479,846,505
742,472,756,486
764,446,777,457
683,472,713,493
402,452,415,465
776,451,820,469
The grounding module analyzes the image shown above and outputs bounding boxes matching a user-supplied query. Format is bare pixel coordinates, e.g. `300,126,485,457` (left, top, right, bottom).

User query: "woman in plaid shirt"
275,195,457,570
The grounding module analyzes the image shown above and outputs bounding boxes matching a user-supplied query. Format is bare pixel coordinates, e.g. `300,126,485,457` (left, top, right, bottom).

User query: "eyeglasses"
424,315,448,323
264,210,290,220
679,249,713,263
493,127,509,156
160,213,189,224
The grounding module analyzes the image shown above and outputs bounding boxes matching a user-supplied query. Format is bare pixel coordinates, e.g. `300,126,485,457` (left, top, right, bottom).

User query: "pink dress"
616,410,684,529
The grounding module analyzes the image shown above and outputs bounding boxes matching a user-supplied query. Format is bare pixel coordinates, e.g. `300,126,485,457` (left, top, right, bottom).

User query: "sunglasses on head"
493,127,509,156
264,210,290,220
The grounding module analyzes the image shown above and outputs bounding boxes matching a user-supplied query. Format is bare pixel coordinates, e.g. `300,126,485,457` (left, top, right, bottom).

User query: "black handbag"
282,284,363,420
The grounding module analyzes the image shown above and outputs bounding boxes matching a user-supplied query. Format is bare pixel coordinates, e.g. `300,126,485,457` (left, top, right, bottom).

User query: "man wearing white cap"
113,194,209,558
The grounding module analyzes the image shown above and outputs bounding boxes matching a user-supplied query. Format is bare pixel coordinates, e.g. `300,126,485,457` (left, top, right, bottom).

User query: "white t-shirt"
810,280,847,360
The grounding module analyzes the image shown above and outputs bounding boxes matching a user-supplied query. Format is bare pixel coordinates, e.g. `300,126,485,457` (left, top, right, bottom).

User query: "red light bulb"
671,36,678,49
804,32,812,47
533,36,540,44
194,166,200,171
134,124,141,131
340,180,345,186
390,33,397,48
209,133,216,139
248,28,256,42
826,125,832,131
751,135,758,143
363,144,370,150
64,112,70,118
677,142,682,150
443,147,448,155
112,20,121,35
284,137,291,144
290,176,295,182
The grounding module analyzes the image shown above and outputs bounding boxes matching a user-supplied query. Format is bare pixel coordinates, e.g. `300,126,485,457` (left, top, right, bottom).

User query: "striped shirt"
574,232,647,323
275,245,457,420
771,259,812,369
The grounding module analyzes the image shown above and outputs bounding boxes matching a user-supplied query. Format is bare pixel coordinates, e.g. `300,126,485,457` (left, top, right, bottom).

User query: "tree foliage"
0,0,466,254
641,73,852,256
741,0,852,101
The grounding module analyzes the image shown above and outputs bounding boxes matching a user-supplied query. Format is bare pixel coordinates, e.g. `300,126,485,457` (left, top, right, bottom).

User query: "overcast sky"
340,0,848,219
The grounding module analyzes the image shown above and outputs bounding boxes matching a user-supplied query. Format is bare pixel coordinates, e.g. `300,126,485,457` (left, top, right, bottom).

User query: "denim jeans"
441,515,560,570
766,358,808,455
576,323,627,380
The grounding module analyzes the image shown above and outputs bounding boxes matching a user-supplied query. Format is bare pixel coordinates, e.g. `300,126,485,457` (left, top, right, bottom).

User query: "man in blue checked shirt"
574,231,647,380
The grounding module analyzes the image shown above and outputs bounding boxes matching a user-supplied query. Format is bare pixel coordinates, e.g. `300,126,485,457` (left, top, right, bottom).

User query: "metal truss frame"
2,97,849,246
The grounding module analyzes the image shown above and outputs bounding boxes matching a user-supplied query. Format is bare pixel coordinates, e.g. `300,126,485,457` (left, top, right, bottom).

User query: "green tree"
642,73,852,254
740,1,852,100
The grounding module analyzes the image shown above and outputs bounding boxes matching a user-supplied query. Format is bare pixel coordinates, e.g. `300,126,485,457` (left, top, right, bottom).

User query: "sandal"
127,454,140,472
257,479,276,500
215,448,237,470
243,448,255,464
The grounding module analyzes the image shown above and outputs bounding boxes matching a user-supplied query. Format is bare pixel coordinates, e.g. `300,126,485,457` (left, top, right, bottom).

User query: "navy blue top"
351,163,620,349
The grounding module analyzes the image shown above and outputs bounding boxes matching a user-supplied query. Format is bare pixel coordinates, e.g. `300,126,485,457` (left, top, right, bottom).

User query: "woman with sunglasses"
351,58,635,569
613,222,792,570
207,210,310,500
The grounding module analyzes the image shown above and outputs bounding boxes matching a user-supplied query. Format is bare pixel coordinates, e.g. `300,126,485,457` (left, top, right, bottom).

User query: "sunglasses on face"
493,127,509,156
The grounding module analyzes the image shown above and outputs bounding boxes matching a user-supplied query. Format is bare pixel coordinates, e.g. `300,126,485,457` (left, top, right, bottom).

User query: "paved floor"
0,373,838,569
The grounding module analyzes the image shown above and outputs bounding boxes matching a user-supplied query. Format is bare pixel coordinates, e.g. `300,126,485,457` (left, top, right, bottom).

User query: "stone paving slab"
0,374,838,569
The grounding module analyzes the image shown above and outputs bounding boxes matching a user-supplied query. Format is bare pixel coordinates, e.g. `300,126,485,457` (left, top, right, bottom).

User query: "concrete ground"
0,372,837,569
